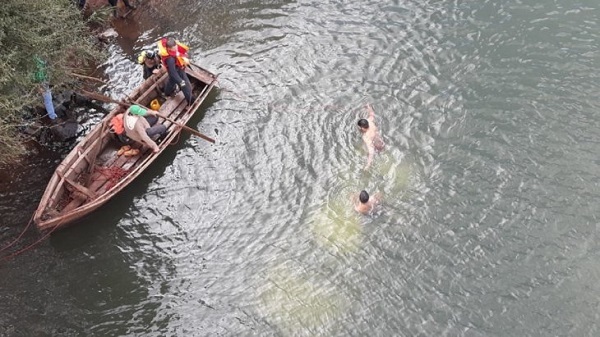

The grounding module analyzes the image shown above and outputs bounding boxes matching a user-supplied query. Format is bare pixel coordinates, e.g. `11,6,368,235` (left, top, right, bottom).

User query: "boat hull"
33,63,217,231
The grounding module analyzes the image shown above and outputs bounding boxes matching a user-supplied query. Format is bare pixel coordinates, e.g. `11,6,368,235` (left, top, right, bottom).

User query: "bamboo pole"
78,89,216,143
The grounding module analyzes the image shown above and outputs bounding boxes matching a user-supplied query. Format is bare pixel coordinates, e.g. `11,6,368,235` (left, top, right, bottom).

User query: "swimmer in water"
357,104,385,170
353,190,381,215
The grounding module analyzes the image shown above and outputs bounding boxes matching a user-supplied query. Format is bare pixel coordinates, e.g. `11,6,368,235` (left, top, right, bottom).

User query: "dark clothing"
142,64,160,80
163,57,193,105
144,115,167,140
116,133,132,145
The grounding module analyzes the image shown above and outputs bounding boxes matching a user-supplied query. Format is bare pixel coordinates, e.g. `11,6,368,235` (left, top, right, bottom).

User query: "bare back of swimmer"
357,104,385,170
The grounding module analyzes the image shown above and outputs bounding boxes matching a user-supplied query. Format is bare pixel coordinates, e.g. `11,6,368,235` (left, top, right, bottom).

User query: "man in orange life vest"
157,37,194,106
110,105,166,153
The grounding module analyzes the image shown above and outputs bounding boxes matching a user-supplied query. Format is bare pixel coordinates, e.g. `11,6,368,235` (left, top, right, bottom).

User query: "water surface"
2,0,600,335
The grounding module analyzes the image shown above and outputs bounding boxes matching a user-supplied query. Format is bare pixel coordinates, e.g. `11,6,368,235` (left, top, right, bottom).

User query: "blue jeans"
42,84,57,120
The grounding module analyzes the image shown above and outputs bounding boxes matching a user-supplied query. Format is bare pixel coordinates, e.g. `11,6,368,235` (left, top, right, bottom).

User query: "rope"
169,130,181,146
0,220,63,261
0,214,34,253
96,166,129,190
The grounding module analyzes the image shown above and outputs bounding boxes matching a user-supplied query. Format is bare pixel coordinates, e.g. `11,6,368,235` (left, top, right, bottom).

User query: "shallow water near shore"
2,0,600,335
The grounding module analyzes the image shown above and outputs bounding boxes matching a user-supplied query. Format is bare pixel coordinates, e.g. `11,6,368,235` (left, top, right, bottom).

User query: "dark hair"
357,119,369,129
359,190,369,203
166,37,177,48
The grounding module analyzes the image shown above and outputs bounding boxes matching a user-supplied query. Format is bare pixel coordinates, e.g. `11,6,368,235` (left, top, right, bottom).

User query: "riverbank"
0,1,147,234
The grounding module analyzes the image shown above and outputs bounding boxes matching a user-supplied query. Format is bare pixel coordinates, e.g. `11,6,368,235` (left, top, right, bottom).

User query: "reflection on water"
309,187,362,254
258,262,345,335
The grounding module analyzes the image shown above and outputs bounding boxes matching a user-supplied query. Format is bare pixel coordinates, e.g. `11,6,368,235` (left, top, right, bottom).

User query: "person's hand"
152,69,160,74
148,109,161,116
366,103,375,118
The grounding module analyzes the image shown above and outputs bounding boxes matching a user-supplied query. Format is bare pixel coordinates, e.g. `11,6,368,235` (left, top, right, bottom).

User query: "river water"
1,0,600,336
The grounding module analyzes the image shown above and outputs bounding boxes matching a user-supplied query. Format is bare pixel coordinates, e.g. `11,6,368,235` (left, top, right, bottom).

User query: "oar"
79,89,215,143
157,115,215,143
69,72,107,84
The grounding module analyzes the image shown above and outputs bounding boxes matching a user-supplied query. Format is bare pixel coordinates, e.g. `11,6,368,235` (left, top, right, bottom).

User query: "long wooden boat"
33,63,218,231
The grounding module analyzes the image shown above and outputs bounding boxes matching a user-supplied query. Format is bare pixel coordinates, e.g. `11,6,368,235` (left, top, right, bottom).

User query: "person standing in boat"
137,50,161,80
357,103,385,170
111,105,166,153
157,37,194,106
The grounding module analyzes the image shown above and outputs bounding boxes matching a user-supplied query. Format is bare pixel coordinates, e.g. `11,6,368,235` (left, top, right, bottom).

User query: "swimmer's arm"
366,103,375,121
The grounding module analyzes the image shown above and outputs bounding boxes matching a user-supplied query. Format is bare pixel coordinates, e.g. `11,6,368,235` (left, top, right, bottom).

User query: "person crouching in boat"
157,37,195,106
110,105,166,153
137,50,161,80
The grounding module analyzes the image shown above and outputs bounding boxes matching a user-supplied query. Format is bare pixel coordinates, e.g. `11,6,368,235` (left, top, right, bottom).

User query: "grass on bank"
0,0,104,164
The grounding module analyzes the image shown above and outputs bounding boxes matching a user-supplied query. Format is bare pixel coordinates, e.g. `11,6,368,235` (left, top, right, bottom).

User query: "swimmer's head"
359,190,369,203
358,119,369,129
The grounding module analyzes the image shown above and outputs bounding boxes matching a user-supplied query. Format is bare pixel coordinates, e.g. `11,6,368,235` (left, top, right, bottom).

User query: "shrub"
0,0,101,163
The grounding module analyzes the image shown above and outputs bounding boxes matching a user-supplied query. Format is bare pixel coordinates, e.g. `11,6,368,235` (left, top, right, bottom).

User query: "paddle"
79,89,215,143
158,114,215,144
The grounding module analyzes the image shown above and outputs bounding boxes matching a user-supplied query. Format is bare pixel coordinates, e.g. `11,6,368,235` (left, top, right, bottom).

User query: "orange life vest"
157,38,190,68
109,114,125,135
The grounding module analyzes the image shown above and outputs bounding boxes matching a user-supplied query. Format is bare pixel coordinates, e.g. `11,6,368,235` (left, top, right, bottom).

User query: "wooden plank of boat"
33,63,218,231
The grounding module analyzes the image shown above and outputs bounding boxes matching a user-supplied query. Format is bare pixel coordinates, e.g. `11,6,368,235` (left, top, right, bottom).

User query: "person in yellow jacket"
137,50,161,79
157,37,194,106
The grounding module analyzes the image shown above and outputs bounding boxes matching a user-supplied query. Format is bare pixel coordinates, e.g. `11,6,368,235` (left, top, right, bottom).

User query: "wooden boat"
33,63,218,231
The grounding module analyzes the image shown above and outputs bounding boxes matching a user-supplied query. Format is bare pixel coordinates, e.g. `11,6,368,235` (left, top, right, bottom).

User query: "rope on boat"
0,214,34,253
0,218,63,261
96,166,130,190
170,131,181,146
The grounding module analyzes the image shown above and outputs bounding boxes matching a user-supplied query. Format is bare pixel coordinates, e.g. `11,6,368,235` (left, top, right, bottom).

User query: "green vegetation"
0,0,102,163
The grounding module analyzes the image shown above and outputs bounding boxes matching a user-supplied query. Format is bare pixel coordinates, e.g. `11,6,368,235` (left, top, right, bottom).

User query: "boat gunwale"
34,63,218,231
